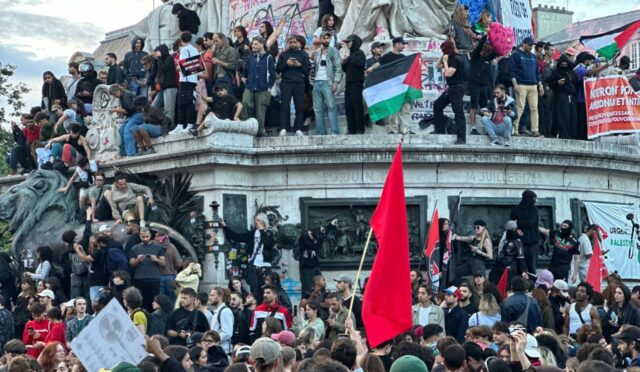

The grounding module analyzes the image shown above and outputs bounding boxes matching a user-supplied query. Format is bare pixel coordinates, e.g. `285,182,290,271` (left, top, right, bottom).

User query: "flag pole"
348,227,374,330
417,199,438,275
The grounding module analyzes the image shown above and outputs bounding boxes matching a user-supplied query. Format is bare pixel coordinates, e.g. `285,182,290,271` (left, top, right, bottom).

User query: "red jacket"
249,302,292,341
45,322,67,350
23,318,50,358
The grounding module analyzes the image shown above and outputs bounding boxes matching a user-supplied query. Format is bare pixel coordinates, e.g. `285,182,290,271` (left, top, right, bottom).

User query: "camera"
508,325,525,337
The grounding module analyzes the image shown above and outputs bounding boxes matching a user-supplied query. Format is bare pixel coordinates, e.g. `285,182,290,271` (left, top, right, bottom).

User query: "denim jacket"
311,47,343,85
243,52,276,93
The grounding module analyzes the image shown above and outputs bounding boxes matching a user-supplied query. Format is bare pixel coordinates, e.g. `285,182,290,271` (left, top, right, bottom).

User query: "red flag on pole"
363,143,412,348
424,208,441,292
586,234,608,292
497,267,509,299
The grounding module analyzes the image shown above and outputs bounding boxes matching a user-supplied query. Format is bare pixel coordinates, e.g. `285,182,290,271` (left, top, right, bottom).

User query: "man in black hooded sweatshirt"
123,37,149,97
540,220,580,281
510,190,540,274
341,34,366,134
172,3,200,35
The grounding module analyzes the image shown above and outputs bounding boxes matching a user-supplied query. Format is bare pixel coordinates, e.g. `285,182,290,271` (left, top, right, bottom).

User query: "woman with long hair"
312,14,339,48
25,246,53,283
604,284,639,340
259,18,286,58
454,220,493,277
261,317,282,339
165,345,193,371
148,294,173,336
531,288,555,331
293,302,325,341
469,293,501,328
188,346,208,371
14,276,36,336
37,342,65,372
41,71,67,113
360,353,385,372
433,40,467,144
42,307,66,347
227,276,248,299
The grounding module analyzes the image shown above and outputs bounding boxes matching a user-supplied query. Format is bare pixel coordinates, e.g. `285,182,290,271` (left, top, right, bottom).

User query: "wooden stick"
347,227,374,331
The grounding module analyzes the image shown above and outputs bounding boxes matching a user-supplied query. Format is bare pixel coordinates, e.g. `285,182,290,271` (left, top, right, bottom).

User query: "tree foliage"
0,63,31,176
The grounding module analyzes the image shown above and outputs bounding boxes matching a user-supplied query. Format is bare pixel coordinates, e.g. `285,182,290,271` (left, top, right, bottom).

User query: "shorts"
79,188,90,200
469,82,489,110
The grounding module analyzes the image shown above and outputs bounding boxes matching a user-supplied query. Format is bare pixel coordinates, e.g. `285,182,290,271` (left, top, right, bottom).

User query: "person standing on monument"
510,37,544,138
311,31,342,135
221,214,275,304
241,36,276,137
172,3,200,36
105,53,125,85
341,34,366,134
171,31,199,135
64,62,82,99
123,37,149,97
510,190,540,274
433,40,466,144
277,36,310,137
211,32,237,91
152,44,178,124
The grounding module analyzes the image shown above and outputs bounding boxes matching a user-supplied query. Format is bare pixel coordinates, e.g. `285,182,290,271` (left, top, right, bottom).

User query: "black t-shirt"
547,231,579,277
445,55,465,86
379,52,404,66
89,249,108,287
208,94,239,120
461,302,478,317
165,308,210,345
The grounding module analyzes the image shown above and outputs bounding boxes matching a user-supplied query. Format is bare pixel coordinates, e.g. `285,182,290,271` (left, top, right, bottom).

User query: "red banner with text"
585,76,640,139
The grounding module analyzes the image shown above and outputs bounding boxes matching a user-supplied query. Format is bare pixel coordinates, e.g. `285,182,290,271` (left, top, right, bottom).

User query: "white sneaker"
140,220,146,228
183,124,195,133
279,129,287,136
169,126,185,135
295,130,304,137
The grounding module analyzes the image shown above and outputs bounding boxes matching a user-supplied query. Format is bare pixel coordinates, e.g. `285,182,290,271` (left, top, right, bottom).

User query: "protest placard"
70,299,148,372
500,0,533,45
585,75,640,139
178,54,205,77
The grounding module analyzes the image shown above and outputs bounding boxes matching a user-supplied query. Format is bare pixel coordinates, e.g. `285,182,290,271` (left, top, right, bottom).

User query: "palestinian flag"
364,53,423,122
580,20,640,61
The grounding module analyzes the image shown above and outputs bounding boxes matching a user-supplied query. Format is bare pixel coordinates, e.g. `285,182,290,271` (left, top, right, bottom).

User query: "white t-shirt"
179,44,199,84
75,160,98,185
251,230,270,267
63,109,77,131
418,305,432,326
577,233,593,279
315,53,328,81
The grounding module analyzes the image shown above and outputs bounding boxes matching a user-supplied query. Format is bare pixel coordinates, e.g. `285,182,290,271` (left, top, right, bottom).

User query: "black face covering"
559,220,573,238
506,230,518,240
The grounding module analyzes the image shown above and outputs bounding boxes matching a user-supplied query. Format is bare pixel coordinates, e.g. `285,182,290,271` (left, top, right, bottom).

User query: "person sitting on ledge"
131,96,172,155
191,81,243,137
105,173,154,228
42,123,91,172
480,84,517,147
108,84,140,157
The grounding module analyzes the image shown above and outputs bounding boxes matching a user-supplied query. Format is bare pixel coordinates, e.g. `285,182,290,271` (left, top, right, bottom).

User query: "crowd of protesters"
8,5,640,175
0,186,636,372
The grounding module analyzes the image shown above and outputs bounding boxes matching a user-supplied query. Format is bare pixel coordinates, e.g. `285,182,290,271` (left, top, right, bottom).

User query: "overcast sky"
0,0,637,115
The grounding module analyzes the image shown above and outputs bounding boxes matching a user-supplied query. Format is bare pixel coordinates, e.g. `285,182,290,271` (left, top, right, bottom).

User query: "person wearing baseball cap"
271,330,296,347
511,35,544,138
250,337,281,371
38,289,55,311
277,33,311,137
310,27,343,135
334,274,363,327
342,34,367,134
613,326,640,367
443,286,469,343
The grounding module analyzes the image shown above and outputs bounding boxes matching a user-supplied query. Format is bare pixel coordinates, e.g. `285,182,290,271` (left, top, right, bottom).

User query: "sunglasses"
474,226,483,229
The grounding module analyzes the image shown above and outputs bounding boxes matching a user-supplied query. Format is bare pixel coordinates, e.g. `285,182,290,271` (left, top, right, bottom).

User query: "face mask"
506,230,518,240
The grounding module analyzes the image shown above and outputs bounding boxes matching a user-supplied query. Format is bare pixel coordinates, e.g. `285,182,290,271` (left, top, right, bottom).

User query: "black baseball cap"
392,37,408,45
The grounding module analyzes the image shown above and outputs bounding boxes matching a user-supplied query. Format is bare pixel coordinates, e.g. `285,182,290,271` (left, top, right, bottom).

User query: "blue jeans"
128,78,147,98
481,116,513,140
89,285,103,303
119,112,144,156
159,275,177,305
312,80,339,134
133,123,163,137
